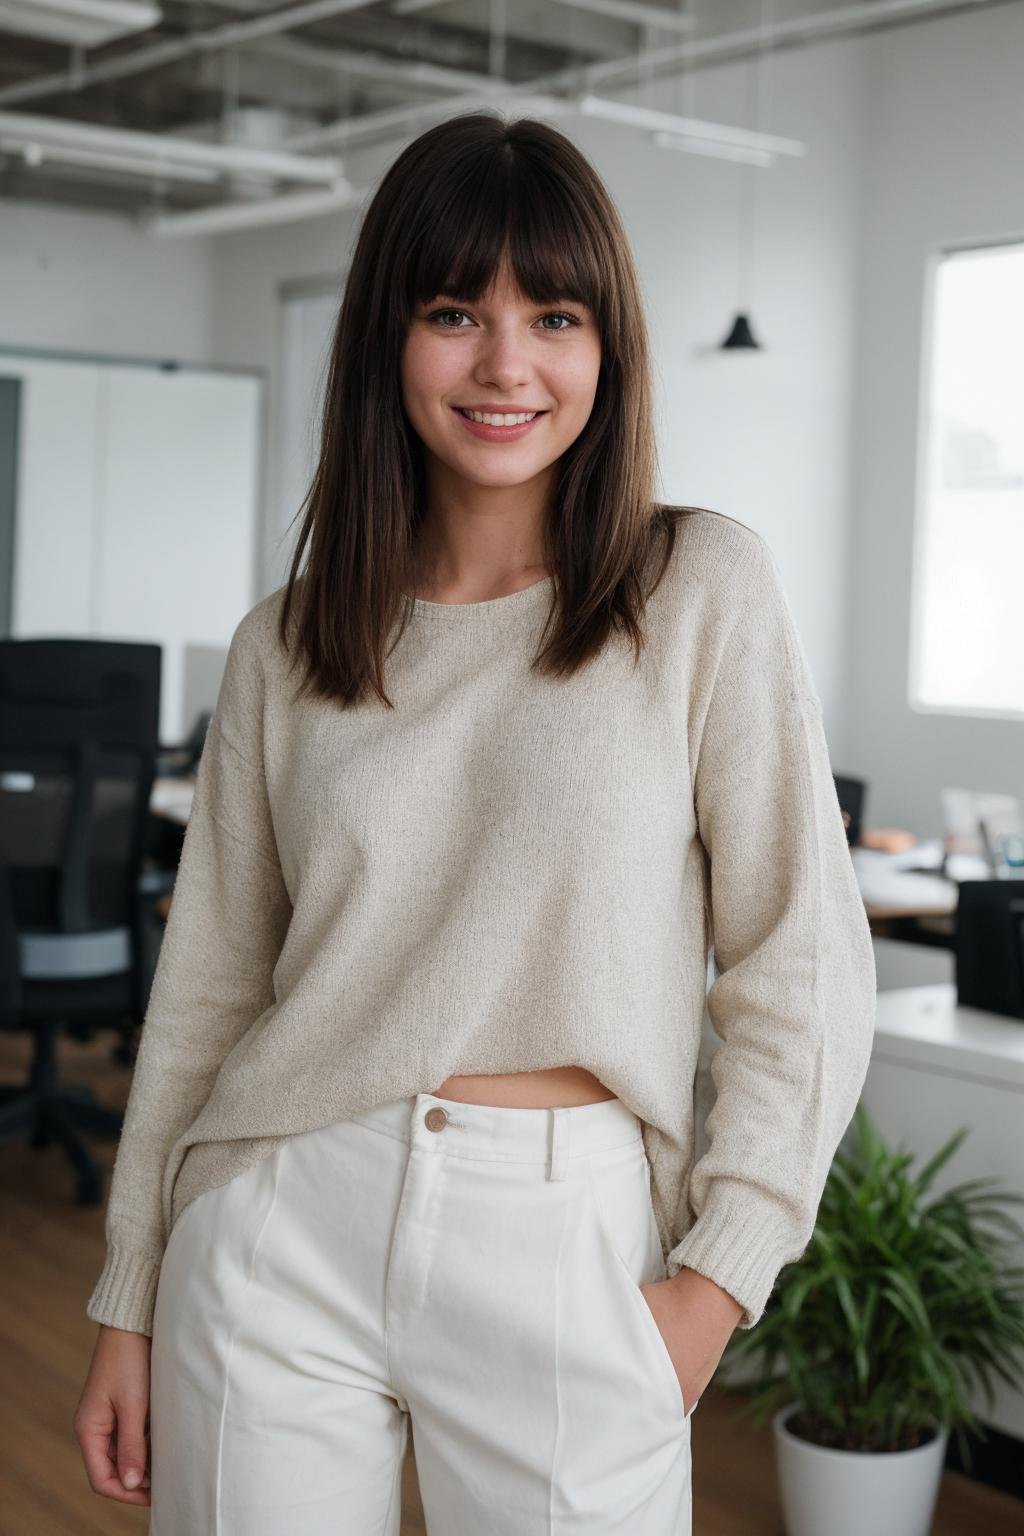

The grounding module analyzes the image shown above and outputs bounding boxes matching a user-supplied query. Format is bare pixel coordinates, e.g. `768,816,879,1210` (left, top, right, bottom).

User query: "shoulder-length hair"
278,109,688,710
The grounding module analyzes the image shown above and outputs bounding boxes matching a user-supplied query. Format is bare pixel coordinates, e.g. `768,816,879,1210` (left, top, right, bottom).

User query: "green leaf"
911,1126,970,1196
732,1107,1024,1447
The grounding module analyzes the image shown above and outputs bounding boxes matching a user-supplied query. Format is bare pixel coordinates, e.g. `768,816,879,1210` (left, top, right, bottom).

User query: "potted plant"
716,1101,1024,1536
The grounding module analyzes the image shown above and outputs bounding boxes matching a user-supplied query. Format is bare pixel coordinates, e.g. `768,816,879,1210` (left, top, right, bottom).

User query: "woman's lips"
452,407,548,442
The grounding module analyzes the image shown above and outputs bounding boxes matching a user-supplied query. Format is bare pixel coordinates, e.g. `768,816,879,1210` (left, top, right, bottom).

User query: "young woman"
74,112,877,1534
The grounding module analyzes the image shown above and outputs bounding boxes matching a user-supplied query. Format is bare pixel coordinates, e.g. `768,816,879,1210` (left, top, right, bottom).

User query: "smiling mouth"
453,407,548,423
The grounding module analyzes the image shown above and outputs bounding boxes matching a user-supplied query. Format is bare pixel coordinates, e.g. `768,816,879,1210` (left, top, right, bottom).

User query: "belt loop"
548,1106,570,1182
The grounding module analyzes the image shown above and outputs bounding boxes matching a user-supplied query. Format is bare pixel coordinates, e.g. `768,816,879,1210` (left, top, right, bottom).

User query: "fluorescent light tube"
0,111,344,183
0,0,161,48
143,177,365,237
651,130,776,167
578,93,807,158
0,135,219,182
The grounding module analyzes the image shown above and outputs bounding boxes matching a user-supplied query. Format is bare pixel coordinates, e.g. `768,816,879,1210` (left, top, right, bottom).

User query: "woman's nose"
473,337,532,386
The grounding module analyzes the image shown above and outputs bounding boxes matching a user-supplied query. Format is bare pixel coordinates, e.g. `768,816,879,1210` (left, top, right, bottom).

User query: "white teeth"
460,409,538,426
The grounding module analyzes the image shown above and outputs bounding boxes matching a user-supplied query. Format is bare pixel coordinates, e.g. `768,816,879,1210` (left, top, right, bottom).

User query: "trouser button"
424,1106,449,1131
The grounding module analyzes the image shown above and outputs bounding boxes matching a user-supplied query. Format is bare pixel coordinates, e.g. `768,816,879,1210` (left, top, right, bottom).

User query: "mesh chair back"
0,639,161,979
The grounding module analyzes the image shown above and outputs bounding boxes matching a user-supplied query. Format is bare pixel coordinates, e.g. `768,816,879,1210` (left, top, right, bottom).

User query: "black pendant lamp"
721,310,760,350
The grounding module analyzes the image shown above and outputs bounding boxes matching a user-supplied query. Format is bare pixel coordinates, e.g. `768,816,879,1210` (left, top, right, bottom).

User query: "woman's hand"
640,1266,744,1416
72,1324,152,1506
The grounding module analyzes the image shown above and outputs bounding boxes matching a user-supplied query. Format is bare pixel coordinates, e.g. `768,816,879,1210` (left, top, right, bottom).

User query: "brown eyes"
425,308,582,332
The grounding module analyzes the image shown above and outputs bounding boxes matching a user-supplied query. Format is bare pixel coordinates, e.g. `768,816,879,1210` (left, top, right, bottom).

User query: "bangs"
407,138,607,317
281,110,662,708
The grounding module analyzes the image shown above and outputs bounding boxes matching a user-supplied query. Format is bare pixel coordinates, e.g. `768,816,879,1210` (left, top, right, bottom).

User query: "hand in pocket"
640,1269,743,1417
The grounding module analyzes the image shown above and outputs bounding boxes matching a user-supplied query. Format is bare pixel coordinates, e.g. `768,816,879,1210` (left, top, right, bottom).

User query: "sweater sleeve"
85,608,293,1337
666,532,877,1330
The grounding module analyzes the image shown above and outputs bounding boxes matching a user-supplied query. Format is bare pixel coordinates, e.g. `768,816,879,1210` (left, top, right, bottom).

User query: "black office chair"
0,638,161,1203
955,880,1024,1022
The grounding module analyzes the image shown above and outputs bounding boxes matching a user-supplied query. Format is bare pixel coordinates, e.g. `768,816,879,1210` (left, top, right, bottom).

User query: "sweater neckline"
405,573,555,621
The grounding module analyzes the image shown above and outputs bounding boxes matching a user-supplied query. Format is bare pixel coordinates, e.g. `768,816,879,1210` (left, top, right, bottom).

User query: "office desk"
151,776,195,827
854,844,996,952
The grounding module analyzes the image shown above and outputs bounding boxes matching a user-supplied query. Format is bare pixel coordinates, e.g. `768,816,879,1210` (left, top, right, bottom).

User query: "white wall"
0,198,213,362
595,36,871,748
847,1,1024,837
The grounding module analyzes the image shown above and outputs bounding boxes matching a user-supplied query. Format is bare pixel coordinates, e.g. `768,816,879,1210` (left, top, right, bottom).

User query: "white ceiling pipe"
143,176,366,237
0,0,380,107
286,88,571,152
0,110,343,182
285,84,803,166
650,129,775,168
0,0,160,48
540,0,1002,92
0,134,220,181
5,0,995,222
392,0,696,25
286,0,1003,152
542,0,697,31
577,94,807,157
1,0,999,112
244,33,512,96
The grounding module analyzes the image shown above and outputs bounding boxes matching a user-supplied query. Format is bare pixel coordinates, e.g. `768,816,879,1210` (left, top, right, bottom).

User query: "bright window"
911,241,1024,718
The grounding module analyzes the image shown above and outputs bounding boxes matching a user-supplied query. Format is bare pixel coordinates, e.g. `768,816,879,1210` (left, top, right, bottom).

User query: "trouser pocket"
584,1145,696,1427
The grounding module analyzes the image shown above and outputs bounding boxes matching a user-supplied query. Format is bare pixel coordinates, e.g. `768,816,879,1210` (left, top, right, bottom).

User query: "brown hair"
278,110,688,710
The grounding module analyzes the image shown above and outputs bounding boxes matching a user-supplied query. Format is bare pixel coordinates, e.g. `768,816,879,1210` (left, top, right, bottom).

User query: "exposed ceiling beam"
243,33,511,95
529,0,697,32
2,0,1013,234
576,94,807,158
199,0,586,72
0,0,382,107
2,0,1003,118
0,0,160,48
0,133,219,181
542,0,1009,92
0,107,344,180
392,0,696,28
142,174,363,236
142,0,1010,238
285,0,1011,152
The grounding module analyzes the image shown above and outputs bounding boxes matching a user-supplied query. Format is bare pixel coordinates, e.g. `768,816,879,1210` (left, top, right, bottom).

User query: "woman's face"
400,259,602,499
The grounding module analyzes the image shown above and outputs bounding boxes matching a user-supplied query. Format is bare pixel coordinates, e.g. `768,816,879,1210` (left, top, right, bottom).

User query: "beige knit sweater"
86,507,877,1338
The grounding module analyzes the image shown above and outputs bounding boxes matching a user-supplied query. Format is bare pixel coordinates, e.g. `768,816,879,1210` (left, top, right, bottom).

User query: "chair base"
0,1022,125,1205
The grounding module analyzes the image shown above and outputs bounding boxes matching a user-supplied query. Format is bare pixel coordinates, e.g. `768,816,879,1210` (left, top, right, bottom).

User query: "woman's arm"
669,531,877,1331
85,607,293,1337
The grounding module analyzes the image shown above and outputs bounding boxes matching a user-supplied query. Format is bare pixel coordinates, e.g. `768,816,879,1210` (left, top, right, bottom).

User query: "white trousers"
149,1092,695,1535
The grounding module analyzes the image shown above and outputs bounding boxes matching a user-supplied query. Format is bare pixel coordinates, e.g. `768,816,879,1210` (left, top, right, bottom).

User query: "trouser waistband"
346,1092,644,1181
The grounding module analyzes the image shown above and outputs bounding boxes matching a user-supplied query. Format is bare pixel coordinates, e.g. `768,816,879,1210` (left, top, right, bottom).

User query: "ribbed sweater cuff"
85,1244,162,1337
665,1176,802,1331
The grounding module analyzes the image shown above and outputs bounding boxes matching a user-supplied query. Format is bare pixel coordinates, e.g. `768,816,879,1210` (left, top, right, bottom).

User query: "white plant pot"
773,1402,949,1536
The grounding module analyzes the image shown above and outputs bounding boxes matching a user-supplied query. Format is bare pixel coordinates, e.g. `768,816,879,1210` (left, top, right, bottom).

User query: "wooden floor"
2,1025,1021,1535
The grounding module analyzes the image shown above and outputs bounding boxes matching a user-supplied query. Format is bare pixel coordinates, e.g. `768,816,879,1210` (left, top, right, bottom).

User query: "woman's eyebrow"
421,293,590,309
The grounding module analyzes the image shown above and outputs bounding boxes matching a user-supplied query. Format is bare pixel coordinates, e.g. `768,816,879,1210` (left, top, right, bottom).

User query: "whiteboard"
4,351,263,744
